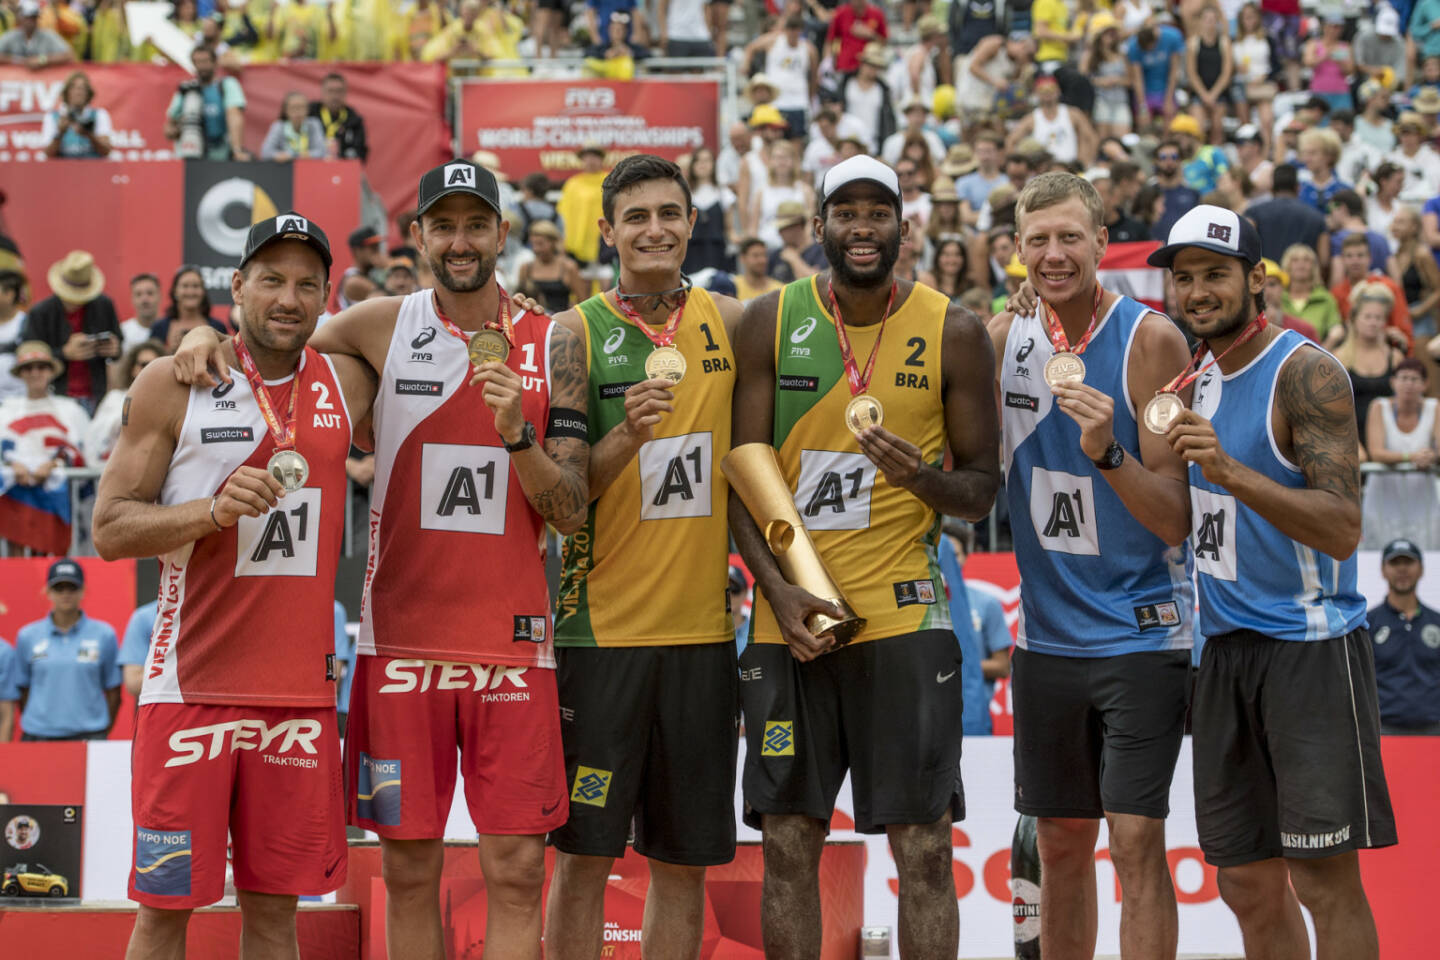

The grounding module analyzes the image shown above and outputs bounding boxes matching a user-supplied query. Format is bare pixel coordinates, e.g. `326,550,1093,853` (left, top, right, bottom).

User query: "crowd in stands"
4,0,1440,734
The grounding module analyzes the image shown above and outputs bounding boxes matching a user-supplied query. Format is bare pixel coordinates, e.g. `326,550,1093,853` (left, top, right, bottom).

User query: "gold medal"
468,328,510,365
644,345,687,383
1143,391,1186,435
1043,351,1086,387
268,449,310,493
844,394,884,434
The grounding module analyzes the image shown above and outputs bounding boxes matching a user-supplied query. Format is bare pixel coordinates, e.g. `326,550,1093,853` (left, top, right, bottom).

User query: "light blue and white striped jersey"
1188,329,1366,642
1001,294,1194,657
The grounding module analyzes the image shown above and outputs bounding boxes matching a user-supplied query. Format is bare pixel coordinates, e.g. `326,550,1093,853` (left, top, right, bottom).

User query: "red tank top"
142,348,352,707
359,290,555,668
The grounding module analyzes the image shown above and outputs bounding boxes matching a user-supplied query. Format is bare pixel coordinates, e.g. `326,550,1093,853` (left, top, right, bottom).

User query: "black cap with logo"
47,558,84,588
1383,538,1423,564
416,159,503,217
239,212,333,272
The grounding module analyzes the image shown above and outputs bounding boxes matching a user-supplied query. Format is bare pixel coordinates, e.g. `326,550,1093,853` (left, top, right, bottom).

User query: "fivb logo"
277,215,309,235
444,163,477,188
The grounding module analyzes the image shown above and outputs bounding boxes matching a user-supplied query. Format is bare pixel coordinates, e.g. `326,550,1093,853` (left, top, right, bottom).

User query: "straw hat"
941,144,976,177
861,43,888,68
774,200,810,230
10,340,63,379
528,219,562,241
746,73,779,100
930,175,960,202
46,250,105,305
1413,88,1440,115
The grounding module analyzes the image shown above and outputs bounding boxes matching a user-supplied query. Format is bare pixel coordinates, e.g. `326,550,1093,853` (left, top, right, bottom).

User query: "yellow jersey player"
729,155,1000,959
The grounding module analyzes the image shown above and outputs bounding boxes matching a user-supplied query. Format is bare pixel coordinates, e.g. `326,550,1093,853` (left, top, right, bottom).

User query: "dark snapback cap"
416,159,502,217
239,212,333,272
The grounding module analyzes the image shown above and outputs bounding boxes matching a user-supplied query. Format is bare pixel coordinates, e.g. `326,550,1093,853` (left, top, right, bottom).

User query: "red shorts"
129,703,347,909
343,656,567,838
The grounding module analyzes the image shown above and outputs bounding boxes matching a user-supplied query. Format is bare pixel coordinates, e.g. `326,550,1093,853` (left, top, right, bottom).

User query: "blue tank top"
1001,295,1193,657
1188,329,1367,642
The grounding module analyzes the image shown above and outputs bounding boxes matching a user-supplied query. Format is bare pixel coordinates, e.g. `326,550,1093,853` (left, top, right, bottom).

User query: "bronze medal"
468,328,511,365
844,394,884,434
1043,351,1086,387
644,345,687,383
268,449,310,493
1143,391,1186,435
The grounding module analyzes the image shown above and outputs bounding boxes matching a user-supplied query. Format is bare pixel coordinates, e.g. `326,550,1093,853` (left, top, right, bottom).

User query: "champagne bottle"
1012,814,1041,959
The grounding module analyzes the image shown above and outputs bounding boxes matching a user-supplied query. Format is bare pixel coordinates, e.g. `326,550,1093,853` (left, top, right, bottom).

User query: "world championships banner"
458,77,719,177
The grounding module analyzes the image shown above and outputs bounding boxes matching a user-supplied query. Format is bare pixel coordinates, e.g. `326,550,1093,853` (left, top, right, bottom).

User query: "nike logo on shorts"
936,670,956,684
542,800,562,817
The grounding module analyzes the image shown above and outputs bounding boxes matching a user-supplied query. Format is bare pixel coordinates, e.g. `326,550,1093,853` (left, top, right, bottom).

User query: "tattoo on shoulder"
1278,349,1360,504
121,395,131,427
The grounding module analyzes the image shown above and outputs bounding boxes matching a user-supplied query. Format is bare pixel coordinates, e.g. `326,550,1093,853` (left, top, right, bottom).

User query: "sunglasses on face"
1157,153,1180,161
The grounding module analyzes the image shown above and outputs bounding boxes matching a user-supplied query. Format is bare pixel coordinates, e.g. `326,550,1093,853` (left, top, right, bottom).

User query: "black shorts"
1192,628,1398,867
550,643,739,866
739,631,964,834
1012,647,1190,820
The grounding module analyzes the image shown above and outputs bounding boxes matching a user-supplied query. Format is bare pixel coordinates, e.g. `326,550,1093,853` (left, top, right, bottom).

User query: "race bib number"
1190,487,1237,581
1029,467,1099,556
234,489,322,577
795,450,876,531
639,432,714,520
420,443,510,534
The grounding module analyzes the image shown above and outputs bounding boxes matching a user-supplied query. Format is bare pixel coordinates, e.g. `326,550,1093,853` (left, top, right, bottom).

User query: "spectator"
1247,163,1329,265
584,11,647,80
13,560,119,741
936,523,1011,736
337,226,385,309
0,632,17,741
956,31,1036,127
309,72,367,162
1031,0,1079,71
1412,0,1440,65
41,71,111,159
533,0,568,57
1330,111,1380,189
717,120,751,191
1366,162,1405,244
515,221,585,314
733,237,783,301
1354,7,1406,86
0,1,74,68
556,143,609,265
22,251,119,413
1297,128,1350,213
1148,137,1201,241
1393,112,1440,205
1005,74,1096,167
1170,113,1229,194
1352,80,1396,155
1184,6,1233,147
1259,258,1321,342
1334,280,1406,433
882,96,944,166
1127,21,1184,126
83,339,161,466
0,268,28,402
1330,232,1412,349
753,20,817,141
0,341,88,553
767,201,820,283
147,265,226,352
584,0,642,50
165,46,248,162
1099,162,1147,242
1329,190,1394,279
1368,540,1440,735
119,273,162,350
657,0,714,58
750,140,813,250
260,90,326,161
893,15,947,109
1302,15,1354,114
926,175,963,240
268,0,330,60
682,146,737,275
1233,4,1276,142
1391,208,1440,339
1367,359,1438,468
1131,183,1167,243
838,44,897,151
118,599,158,699
826,0,888,76
918,236,970,302
1280,243,1342,340
948,0,1002,67
383,258,419,297
400,0,450,61
1082,14,1132,140
512,173,564,249
890,155,932,232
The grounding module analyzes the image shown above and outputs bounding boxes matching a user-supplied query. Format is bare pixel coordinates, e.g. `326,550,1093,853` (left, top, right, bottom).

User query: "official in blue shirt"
15,559,121,740
0,637,19,742
1368,539,1440,734
937,525,1012,735
119,600,157,697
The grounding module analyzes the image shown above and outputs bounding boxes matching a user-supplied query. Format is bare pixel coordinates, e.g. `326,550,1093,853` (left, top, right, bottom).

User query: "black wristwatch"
1092,440,1125,471
504,421,537,453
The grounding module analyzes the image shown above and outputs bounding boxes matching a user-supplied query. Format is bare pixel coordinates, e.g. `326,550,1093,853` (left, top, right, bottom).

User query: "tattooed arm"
1167,345,1361,559
491,320,590,533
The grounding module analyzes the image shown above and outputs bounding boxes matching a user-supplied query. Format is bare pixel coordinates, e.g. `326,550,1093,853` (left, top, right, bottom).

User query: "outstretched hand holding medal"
1143,311,1269,434
434,287,531,442
233,333,310,493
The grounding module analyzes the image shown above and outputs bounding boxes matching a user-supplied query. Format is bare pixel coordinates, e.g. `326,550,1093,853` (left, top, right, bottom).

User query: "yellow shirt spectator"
271,0,329,60
1032,0,1073,64
400,0,449,61
556,157,609,264
89,3,131,63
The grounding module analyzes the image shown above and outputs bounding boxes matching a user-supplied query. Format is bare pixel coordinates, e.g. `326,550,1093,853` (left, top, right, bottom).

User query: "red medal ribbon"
233,333,300,451
613,288,687,347
1161,311,1269,395
828,279,897,397
433,286,515,347
1042,283,1104,357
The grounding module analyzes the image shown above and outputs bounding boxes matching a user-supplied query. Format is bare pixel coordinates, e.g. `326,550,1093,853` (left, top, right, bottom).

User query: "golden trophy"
721,442,866,646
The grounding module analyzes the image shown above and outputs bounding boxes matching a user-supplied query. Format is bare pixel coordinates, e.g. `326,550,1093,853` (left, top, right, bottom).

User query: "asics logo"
411,326,437,349
791,316,819,343
602,327,626,355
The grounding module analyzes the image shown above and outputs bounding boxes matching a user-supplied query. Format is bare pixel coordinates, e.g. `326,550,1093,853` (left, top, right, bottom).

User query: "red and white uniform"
346,290,566,839
130,347,352,909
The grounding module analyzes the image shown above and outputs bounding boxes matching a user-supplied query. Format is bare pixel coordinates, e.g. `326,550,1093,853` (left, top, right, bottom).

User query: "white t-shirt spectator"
767,33,813,112
881,127,945,166
120,318,159,349
1397,145,1440,205
843,82,885,152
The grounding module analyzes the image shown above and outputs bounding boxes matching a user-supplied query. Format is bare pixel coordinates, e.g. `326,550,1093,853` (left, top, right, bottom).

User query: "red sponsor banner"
0,62,448,229
458,78,719,177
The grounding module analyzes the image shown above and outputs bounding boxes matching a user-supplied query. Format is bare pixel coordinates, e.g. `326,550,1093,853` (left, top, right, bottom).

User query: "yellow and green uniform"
750,276,952,646
557,289,736,647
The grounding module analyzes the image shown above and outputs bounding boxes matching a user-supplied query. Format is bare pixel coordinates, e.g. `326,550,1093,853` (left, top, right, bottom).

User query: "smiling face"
1016,196,1107,305
818,182,906,289
1170,248,1263,342
414,193,507,293
600,177,695,277
174,270,206,312
232,241,328,355
18,361,52,399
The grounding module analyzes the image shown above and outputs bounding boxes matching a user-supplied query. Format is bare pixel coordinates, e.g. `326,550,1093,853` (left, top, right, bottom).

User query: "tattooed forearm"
1277,349,1361,505
512,321,590,533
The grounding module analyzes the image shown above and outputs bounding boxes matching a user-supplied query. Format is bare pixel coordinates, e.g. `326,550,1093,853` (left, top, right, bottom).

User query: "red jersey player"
171,160,590,960
94,214,377,960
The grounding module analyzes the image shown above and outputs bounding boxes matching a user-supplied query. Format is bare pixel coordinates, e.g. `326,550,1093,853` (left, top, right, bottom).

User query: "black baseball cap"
239,212,333,272
1147,205,1262,269
416,159,502,218
1383,538,1423,563
348,225,380,249
47,558,84,588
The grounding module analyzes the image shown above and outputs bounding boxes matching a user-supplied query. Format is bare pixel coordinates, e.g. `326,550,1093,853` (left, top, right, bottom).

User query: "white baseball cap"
819,156,901,211
1147,205,1262,269
1377,6,1400,36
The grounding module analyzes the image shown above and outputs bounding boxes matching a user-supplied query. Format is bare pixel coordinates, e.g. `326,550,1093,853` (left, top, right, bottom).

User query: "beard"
1187,298,1253,340
429,249,496,294
822,228,902,289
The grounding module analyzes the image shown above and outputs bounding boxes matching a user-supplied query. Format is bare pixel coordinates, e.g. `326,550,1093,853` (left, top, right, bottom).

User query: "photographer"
163,45,248,161
42,72,112,159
